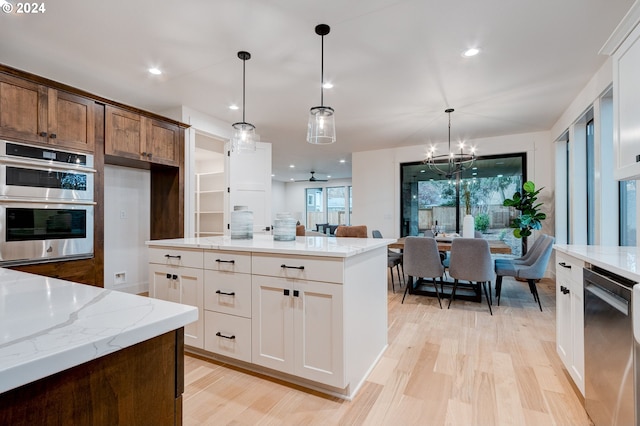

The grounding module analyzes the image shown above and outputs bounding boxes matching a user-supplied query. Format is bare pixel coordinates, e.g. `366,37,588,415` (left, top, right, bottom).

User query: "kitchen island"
0,268,197,425
147,234,395,399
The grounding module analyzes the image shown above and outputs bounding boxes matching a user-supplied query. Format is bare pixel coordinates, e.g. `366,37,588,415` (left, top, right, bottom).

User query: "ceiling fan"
297,171,328,182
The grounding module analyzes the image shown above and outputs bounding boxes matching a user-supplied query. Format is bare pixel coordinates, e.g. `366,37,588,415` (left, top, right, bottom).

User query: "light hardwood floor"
183,277,592,425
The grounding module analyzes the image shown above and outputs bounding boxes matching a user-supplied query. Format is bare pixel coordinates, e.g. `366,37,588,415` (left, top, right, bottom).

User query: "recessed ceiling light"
497,174,503,178
472,167,478,170
271,174,275,177
339,159,346,163
322,82,333,89
327,175,331,178
289,164,295,168
148,67,162,75
462,48,480,57
420,170,425,173
472,172,477,176
229,104,239,110
290,178,295,181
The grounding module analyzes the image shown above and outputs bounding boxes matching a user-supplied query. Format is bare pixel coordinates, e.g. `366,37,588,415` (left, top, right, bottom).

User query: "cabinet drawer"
204,311,252,363
204,250,251,274
204,270,251,318
149,247,203,269
252,254,343,283
556,252,585,288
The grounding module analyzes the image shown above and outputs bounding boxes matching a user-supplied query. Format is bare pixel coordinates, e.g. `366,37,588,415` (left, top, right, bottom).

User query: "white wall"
104,165,150,294
352,131,554,239
271,180,287,222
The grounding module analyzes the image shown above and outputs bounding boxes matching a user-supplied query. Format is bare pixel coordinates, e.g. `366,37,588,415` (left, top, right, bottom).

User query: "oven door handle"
585,282,629,316
0,198,96,206
1,157,96,173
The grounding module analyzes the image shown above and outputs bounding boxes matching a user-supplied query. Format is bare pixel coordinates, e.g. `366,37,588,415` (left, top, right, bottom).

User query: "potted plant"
462,182,475,238
503,180,546,242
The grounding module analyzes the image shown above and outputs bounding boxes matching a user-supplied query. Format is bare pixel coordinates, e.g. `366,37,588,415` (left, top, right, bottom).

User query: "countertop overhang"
146,235,397,258
0,268,198,394
554,244,640,282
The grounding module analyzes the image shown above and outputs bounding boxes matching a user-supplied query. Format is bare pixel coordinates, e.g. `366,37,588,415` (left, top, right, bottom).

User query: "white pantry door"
226,141,272,235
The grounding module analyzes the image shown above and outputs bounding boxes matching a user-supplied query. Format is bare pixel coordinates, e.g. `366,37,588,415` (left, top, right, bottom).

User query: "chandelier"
424,108,475,178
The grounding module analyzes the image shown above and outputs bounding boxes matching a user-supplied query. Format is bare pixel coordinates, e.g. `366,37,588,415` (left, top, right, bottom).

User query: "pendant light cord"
320,33,324,107
242,57,246,123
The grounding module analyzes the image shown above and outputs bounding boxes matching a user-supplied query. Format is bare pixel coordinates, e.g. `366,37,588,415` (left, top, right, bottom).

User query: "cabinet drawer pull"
560,285,570,295
215,332,236,340
293,290,300,297
49,133,57,139
284,289,290,296
39,132,48,137
558,262,571,269
215,259,236,264
215,290,236,296
166,273,171,279
147,153,152,159
141,151,147,156
281,264,304,270
172,274,178,280
165,254,182,259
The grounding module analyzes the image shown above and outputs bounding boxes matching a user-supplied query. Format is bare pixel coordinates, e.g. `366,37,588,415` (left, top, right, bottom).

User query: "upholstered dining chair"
494,235,555,311
336,225,368,238
401,237,444,307
372,229,404,292
447,238,494,315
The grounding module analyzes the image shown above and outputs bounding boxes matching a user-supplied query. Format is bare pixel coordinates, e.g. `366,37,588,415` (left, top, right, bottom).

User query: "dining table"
388,236,513,303
388,236,512,254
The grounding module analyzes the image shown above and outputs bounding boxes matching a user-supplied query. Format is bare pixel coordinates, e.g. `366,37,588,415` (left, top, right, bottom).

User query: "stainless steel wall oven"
0,140,95,265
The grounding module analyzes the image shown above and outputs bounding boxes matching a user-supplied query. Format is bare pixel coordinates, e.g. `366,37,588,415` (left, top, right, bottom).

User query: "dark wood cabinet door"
105,105,146,160
48,89,95,152
0,73,47,144
147,118,180,166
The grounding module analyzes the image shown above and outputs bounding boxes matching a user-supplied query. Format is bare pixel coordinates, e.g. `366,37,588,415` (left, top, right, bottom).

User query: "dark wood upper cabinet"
0,73,95,152
106,105,180,167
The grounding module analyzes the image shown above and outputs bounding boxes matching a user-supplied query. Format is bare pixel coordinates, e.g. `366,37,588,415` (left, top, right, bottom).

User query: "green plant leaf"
523,181,535,193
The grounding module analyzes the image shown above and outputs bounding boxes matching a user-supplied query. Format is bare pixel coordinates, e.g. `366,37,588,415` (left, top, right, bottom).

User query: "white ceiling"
0,0,634,182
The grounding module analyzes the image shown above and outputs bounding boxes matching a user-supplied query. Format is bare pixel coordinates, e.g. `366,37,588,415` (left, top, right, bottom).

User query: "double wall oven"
0,140,95,266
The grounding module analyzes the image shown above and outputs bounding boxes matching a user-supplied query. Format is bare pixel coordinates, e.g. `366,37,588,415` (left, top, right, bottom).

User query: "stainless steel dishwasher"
584,265,637,426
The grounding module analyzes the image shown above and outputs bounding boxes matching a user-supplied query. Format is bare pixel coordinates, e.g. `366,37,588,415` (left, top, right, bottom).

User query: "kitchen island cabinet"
0,268,197,425
147,234,394,399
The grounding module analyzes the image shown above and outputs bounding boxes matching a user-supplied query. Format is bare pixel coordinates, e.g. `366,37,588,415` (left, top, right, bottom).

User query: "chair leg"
447,279,459,309
396,264,403,288
482,281,493,315
495,275,503,306
528,279,543,311
402,276,413,304
389,266,395,293
432,277,442,309
487,281,492,305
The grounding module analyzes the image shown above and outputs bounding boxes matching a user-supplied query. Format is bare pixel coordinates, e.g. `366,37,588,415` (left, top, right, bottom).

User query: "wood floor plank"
183,277,592,425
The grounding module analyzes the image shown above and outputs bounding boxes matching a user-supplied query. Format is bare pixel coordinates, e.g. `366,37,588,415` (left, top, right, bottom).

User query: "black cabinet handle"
166,273,171,279
283,289,290,296
141,151,147,156
560,285,570,295
215,332,236,340
215,290,236,296
39,131,48,137
281,264,304,270
49,133,57,139
147,153,152,159
215,259,235,264
558,262,571,269
172,274,178,280
165,254,182,259
293,290,300,297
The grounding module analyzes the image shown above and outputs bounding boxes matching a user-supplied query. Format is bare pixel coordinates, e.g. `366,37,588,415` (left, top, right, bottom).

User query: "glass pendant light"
231,51,256,153
307,24,336,145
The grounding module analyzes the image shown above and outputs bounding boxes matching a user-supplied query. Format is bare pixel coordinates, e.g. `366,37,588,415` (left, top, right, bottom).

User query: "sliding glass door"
401,153,526,254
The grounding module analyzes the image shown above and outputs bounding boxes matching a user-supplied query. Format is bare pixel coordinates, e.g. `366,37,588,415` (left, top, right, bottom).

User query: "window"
586,119,595,244
620,180,636,246
400,153,526,255
305,188,323,229
304,185,352,229
327,186,347,225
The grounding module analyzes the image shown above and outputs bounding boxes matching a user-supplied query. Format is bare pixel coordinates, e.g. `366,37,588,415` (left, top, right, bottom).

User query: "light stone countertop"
0,268,198,394
554,244,640,282
146,234,397,258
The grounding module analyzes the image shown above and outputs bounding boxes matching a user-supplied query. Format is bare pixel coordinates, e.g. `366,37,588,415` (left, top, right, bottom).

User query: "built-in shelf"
196,172,225,237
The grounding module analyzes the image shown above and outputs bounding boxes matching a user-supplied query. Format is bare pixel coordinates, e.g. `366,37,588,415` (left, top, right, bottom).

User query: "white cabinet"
252,275,345,388
251,253,345,388
613,20,640,180
555,251,585,395
203,250,253,362
195,172,225,237
149,247,204,349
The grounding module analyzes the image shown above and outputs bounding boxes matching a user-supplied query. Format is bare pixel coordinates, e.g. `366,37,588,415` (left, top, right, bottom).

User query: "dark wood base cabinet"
0,329,185,426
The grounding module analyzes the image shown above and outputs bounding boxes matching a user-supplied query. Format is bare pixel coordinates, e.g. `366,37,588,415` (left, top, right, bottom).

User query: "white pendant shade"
231,121,257,153
307,106,336,144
